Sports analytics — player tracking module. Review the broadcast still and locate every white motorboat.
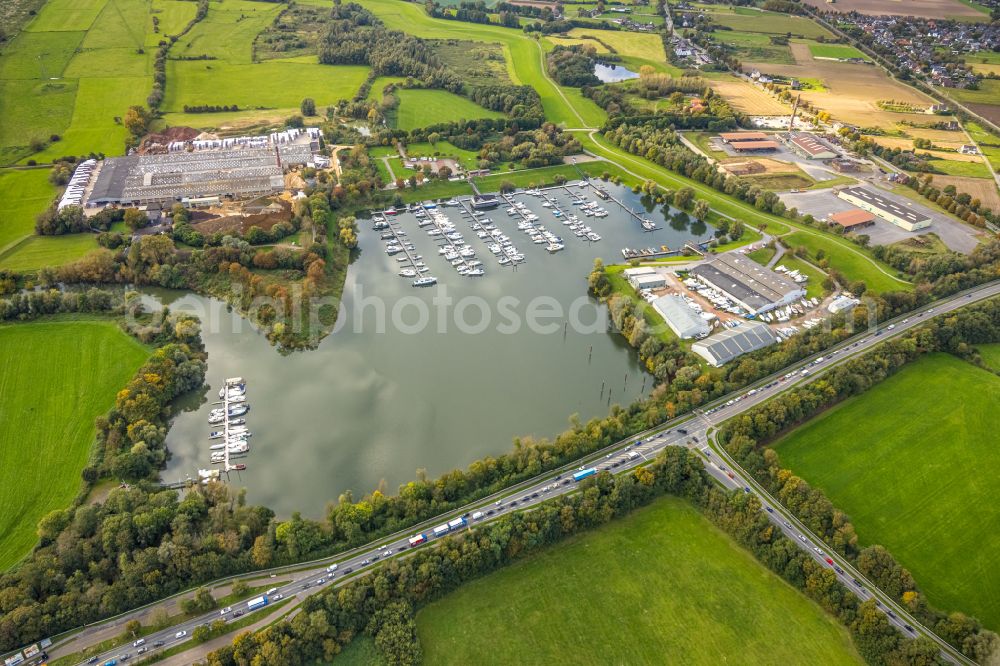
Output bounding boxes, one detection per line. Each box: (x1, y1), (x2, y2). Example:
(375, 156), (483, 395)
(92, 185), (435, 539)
(399, 268), (417, 278)
(413, 276), (437, 287)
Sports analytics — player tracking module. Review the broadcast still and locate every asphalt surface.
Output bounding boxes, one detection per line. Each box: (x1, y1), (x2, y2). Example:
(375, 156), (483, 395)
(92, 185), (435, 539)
(74, 280), (1000, 666)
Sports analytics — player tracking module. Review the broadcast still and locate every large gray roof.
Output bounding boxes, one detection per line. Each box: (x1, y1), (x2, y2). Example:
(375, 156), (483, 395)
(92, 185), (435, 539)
(652, 295), (709, 339)
(692, 321), (777, 365)
(690, 253), (801, 311)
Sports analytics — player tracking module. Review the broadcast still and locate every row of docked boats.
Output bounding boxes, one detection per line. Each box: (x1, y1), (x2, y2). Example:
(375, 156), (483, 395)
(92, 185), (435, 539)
(373, 212), (439, 287)
(425, 207), (486, 277)
(206, 377), (250, 470)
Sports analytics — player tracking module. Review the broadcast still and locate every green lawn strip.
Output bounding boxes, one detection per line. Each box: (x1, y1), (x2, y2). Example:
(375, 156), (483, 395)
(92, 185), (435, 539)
(416, 496), (862, 665)
(916, 157), (993, 179)
(773, 353), (1000, 631)
(747, 245), (776, 265)
(401, 141), (480, 170)
(0, 319), (150, 570)
(685, 131), (728, 160)
(977, 343), (1000, 371)
(804, 174), (858, 191)
(701, 7), (832, 38)
(395, 179), (473, 204)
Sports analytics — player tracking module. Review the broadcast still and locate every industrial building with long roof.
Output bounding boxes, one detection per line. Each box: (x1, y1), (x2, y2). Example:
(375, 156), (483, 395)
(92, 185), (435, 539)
(652, 295), (710, 339)
(689, 253), (805, 315)
(691, 321), (778, 366)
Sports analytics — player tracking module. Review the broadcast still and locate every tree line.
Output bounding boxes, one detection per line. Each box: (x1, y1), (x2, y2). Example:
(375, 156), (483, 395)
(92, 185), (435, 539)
(718, 297), (1000, 662)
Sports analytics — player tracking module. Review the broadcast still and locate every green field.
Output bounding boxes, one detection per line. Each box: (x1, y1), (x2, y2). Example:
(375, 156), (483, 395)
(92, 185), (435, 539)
(808, 43), (871, 62)
(0, 30), (85, 79)
(746, 245), (776, 266)
(940, 79), (1000, 106)
(702, 7), (832, 39)
(356, 0), (604, 127)
(0, 233), (103, 272)
(921, 156), (993, 179)
(0, 169), (58, 253)
(393, 89), (503, 130)
(0, 319), (149, 570)
(24, 0), (106, 32)
(173, 0), (280, 64)
(402, 141), (481, 169)
(774, 353), (1000, 630)
(978, 343), (1000, 371)
(781, 230), (910, 293)
(715, 30), (794, 65)
(162, 61), (369, 113)
(416, 496), (861, 665)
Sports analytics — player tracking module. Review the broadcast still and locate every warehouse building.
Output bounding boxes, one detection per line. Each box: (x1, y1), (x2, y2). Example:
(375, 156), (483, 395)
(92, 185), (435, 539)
(690, 253), (805, 315)
(728, 140), (779, 152)
(691, 321), (777, 366)
(718, 131), (769, 143)
(652, 295), (710, 339)
(828, 208), (876, 231)
(787, 133), (837, 160)
(836, 187), (930, 231)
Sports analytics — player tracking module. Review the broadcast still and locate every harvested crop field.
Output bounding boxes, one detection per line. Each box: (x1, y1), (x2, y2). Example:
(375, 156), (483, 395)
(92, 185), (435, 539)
(927, 174), (1000, 210)
(744, 43), (937, 129)
(801, 0), (986, 18)
(707, 75), (789, 115)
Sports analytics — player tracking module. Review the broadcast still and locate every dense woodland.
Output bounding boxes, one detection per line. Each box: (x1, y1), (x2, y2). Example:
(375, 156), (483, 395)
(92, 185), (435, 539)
(547, 45), (601, 87)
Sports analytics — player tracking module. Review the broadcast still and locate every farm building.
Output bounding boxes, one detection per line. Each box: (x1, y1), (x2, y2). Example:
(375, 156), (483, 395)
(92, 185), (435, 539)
(729, 140), (779, 152)
(829, 208), (876, 230)
(690, 253), (806, 315)
(787, 133), (838, 159)
(691, 321), (777, 366)
(829, 159), (862, 173)
(718, 132), (769, 143)
(837, 187), (930, 231)
(652, 295), (710, 339)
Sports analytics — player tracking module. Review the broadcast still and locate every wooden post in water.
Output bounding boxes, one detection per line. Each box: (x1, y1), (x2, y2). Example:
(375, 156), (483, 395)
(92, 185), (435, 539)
(641, 376), (646, 393)
(589, 345), (593, 363)
(624, 372), (628, 391)
(600, 380), (605, 398)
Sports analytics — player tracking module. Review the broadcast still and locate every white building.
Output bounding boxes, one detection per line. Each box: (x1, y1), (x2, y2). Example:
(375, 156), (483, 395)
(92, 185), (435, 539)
(652, 295), (710, 339)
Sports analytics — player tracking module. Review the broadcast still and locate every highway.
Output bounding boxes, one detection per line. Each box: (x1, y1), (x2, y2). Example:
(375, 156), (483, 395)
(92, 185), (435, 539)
(72, 280), (999, 666)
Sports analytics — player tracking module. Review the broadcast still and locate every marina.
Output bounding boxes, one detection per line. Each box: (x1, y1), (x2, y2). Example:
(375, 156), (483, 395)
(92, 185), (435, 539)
(201, 376), (252, 482)
(159, 180), (714, 516)
(419, 203), (487, 277)
(373, 211), (437, 287)
(456, 198), (525, 267)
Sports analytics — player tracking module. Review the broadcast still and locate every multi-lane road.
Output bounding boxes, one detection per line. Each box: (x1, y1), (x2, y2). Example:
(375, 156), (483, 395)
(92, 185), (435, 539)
(70, 280), (999, 666)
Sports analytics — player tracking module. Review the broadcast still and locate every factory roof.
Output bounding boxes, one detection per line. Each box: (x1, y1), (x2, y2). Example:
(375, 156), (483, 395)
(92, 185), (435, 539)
(838, 187), (930, 225)
(652, 295), (710, 339)
(690, 253), (802, 311)
(692, 321), (777, 365)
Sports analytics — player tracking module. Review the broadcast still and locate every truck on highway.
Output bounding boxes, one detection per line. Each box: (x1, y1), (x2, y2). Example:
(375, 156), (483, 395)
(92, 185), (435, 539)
(432, 523), (450, 537)
(247, 595), (269, 612)
(447, 517), (467, 530)
(573, 468), (597, 482)
(409, 533), (427, 547)
(627, 451), (640, 460)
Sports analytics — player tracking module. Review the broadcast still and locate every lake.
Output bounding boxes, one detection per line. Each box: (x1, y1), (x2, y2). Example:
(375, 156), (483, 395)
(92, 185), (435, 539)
(155, 181), (715, 518)
(594, 63), (639, 83)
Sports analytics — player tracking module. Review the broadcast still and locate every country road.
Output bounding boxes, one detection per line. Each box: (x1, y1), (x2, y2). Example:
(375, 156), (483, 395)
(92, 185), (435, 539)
(58, 279), (1000, 666)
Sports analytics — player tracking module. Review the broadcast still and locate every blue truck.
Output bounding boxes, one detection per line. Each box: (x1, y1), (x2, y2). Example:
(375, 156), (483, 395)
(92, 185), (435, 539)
(247, 595), (269, 612)
(573, 468), (597, 482)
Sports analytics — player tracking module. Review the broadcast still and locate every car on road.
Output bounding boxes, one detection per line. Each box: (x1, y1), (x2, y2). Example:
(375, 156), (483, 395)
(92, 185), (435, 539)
(726, 472), (734, 479)
(783, 521), (791, 528)
(317, 577), (326, 585)
(133, 639), (146, 647)
(798, 534), (807, 542)
(371, 554), (380, 561)
(887, 324), (895, 330)
(743, 487), (750, 493)
(888, 610), (896, 619)
(765, 506), (774, 513)
(486, 509), (494, 516)
(362, 559), (370, 565)
(327, 563), (339, 573)
(234, 610), (245, 617)
(852, 579), (863, 588)
(273, 593), (283, 601)
(904, 624), (914, 633)
(137, 647), (147, 655)
(175, 630), (187, 639)
(87, 658), (98, 664)
(834, 566), (844, 574)
(825, 557), (834, 565)
(301, 582), (311, 589)
(220, 607), (232, 616)
(153, 641), (165, 648)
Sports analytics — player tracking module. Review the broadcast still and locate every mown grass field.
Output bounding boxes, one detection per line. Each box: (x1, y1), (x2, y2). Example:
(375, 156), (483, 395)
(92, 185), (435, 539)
(0, 319), (149, 570)
(173, 0), (280, 64)
(781, 230), (911, 293)
(808, 43), (870, 61)
(393, 89), (503, 130)
(564, 27), (666, 61)
(702, 6), (832, 38)
(161, 61), (369, 113)
(416, 496), (862, 665)
(0, 169), (57, 253)
(0, 233), (103, 272)
(775, 353), (1000, 630)
(978, 343), (1000, 371)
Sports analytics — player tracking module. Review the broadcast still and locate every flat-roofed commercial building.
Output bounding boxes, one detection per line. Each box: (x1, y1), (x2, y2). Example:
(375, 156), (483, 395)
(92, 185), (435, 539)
(652, 295), (710, 339)
(788, 133), (837, 159)
(837, 187), (930, 231)
(729, 140), (779, 152)
(691, 321), (777, 366)
(690, 253), (805, 315)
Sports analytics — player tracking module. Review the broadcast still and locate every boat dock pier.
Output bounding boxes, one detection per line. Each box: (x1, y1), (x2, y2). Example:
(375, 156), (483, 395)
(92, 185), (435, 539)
(376, 212), (422, 278)
(620, 240), (710, 261)
(456, 199), (522, 266)
(598, 189), (660, 232)
(421, 203), (483, 276)
(205, 376), (251, 478)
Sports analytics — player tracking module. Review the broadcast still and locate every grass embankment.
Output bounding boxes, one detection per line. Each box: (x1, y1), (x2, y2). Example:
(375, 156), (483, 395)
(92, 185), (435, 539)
(773, 254), (827, 300)
(0, 169), (56, 253)
(746, 245), (776, 265)
(416, 496), (862, 665)
(0, 319), (150, 569)
(774, 353), (1000, 630)
(780, 230), (908, 293)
